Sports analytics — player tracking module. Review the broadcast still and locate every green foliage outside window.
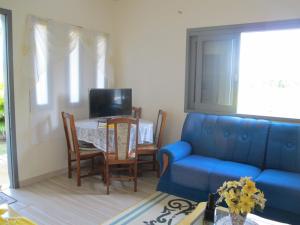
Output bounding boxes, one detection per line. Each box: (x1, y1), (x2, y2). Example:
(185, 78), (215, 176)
(0, 82), (5, 137)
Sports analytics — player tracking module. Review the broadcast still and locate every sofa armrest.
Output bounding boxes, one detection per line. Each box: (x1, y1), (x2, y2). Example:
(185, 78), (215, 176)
(158, 141), (192, 175)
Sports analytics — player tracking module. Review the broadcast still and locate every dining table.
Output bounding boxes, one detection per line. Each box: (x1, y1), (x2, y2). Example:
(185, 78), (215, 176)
(75, 118), (154, 152)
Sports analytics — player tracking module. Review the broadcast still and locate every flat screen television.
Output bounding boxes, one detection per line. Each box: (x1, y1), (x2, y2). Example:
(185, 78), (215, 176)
(89, 88), (132, 118)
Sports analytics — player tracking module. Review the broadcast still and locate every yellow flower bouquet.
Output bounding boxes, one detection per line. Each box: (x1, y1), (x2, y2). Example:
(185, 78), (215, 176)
(216, 177), (266, 225)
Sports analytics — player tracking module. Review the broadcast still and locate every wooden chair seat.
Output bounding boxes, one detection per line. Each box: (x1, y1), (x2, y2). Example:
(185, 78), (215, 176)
(78, 141), (96, 148)
(137, 144), (158, 154)
(70, 149), (102, 160)
(105, 152), (136, 164)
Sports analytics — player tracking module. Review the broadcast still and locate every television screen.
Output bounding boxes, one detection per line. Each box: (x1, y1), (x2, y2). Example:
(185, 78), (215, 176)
(89, 89), (132, 118)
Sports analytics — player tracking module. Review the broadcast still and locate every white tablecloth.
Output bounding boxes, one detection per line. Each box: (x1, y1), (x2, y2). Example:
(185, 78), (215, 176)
(75, 118), (153, 152)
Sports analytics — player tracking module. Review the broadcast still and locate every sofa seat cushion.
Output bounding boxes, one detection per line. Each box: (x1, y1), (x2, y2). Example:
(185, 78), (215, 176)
(209, 161), (261, 192)
(171, 155), (221, 191)
(256, 169), (300, 215)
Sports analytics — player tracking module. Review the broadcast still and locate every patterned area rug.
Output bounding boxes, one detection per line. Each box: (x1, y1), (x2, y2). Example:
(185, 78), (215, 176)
(0, 192), (17, 205)
(102, 192), (198, 225)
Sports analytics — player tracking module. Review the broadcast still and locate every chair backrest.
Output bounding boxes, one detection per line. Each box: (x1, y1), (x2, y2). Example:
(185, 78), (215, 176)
(61, 112), (80, 157)
(106, 117), (139, 161)
(132, 107), (142, 119)
(154, 110), (167, 148)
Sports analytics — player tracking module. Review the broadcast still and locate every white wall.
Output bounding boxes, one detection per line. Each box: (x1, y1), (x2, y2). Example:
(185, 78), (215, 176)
(2, 0), (300, 183)
(0, 0), (114, 182)
(112, 0), (300, 144)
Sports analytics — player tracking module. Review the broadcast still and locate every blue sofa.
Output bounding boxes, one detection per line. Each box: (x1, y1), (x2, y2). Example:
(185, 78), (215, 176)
(157, 113), (300, 224)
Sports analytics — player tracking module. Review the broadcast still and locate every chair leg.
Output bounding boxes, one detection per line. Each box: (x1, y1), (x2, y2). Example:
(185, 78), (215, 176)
(153, 152), (160, 178)
(68, 156), (72, 178)
(138, 163), (143, 177)
(156, 161), (160, 178)
(91, 157), (95, 171)
(152, 153), (156, 171)
(130, 164), (134, 177)
(76, 159), (81, 186)
(134, 162), (137, 192)
(137, 155), (143, 177)
(101, 164), (106, 183)
(106, 164), (110, 195)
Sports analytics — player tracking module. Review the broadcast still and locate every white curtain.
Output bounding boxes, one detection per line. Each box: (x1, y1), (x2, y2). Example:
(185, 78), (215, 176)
(23, 15), (113, 144)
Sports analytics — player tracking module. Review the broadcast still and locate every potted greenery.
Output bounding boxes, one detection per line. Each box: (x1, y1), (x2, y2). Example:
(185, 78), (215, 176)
(216, 177), (266, 225)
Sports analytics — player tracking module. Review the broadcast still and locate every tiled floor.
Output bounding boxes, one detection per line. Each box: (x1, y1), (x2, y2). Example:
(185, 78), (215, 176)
(2, 172), (158, 225)
(0, 153), (9, 188)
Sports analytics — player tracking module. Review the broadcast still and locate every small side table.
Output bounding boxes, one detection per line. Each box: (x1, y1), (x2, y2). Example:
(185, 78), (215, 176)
(178, 202), (286, 225)
(178, 202), (208, 225)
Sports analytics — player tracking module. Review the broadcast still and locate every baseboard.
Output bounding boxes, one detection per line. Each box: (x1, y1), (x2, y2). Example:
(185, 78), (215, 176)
(19, 168), (67, 188)
(19, 159), (98, 188)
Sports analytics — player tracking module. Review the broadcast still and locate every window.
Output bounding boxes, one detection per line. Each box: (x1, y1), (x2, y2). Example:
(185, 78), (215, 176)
(28, 16), (110, 109)
(68, 33), (107, 104)
(34, 23), (48, 106)
(185, 20), (300, 120)
(69, 31), (80, 104)
(238, 29), (300, 119)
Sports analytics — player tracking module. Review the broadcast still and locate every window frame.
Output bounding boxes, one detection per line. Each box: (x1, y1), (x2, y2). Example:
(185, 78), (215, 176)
(185, 18), (300, 123)
(185, 29), (241, 114)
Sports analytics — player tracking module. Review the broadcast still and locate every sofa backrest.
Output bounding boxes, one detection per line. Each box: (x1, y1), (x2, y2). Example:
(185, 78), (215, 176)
(181, 113), (270, 168)
(265, 122), (300, 173)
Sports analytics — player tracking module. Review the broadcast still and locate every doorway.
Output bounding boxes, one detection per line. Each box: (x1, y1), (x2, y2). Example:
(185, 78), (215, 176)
(0, 8), (18, 189)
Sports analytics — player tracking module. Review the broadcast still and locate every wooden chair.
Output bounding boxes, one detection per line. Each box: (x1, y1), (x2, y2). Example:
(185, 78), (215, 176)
(137, 109), (167, 177)
(132, 106), (142, 119)
(61, 112), (104, 186)
(104, 117), (139, 194)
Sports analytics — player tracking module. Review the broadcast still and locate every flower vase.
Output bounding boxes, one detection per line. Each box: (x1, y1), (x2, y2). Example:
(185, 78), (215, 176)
(229, 212), (247, 225)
